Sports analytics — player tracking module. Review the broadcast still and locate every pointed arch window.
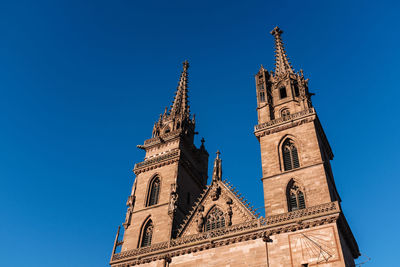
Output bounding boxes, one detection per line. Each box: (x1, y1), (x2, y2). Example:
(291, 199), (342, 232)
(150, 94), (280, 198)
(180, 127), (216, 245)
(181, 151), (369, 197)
(287, 181), (306, 211)
(140, 220), (153, 247)
(147, 177), (160, 206)
(282, 139), (300, 171)
(259, 91), (266, 102)
(280, 87), (287, 99)
(205, 207), (225, 232)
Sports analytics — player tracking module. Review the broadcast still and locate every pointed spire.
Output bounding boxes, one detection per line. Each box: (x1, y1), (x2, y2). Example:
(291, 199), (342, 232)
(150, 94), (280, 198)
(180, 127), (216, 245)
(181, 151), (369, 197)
(270, 27), (294, 77)
(212, 150), (222, 181)
(170, 60), (190, 118)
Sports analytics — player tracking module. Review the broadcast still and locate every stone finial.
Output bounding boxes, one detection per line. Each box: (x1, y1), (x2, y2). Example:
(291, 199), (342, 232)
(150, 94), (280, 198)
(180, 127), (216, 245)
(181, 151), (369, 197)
(212, 150), (222, 181)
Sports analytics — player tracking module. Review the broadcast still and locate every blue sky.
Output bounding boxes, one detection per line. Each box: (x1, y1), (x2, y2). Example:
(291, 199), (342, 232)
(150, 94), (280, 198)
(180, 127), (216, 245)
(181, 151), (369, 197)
(0, 0), (398, 266)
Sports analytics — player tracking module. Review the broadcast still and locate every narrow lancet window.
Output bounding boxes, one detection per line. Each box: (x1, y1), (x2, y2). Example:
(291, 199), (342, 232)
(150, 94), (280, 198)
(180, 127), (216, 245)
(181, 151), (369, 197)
(280, 87), (287, 98)
(259, 91), (265, 102)
(282, 139), (300, 171)
(205, 207), (225, 232)
(140, 220), (153, 247)
(287, 180), (306, 212)
(147, 177), (160, 206)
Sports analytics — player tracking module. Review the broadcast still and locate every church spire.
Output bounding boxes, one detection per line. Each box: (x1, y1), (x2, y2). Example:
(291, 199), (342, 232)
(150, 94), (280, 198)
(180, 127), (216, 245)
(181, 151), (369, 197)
(170, 60), (190, 118)
(270, 27), (294, 77)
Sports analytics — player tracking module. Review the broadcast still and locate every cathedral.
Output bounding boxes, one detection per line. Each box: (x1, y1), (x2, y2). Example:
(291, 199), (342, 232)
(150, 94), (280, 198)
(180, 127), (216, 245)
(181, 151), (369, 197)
(109, 27), (360, 267)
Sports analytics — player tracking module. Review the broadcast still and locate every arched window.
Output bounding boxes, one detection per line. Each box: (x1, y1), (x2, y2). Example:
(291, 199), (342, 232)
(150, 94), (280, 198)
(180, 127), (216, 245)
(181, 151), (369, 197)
(282, 139), (300, 171)
(205, 207), (225, 231)
(140, 220), (153, 247)
(287, 180), (306, 211)
(281, 108), (290, 118)
(147, 177), (160, 206)
(259, 91), (265, 102)
(280, 87), (287, 98)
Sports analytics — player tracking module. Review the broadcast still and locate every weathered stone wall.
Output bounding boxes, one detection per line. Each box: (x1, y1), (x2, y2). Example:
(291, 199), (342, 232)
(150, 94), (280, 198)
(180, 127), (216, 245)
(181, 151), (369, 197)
(259, 121), (334, 216)
(170, 239), (267, 267)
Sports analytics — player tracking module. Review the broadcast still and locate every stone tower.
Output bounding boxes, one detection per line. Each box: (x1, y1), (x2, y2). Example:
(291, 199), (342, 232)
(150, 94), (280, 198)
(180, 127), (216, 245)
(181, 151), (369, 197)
(116, 61), (209, 252)
(254, 27), (358, 265)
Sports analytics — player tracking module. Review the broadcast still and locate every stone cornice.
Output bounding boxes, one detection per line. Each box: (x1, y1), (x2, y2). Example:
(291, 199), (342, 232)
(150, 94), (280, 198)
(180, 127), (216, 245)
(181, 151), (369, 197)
(133, 149), (180, 175)
(110, 201), (342, 266)
(141, 130), (182, 149)
(254, 108), (315, 137)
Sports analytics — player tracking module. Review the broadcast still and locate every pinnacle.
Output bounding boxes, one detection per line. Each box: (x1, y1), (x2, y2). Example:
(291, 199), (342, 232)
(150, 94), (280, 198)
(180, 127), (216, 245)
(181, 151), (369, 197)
(270, 26), (294, 77)
(170, 60), (190, 118)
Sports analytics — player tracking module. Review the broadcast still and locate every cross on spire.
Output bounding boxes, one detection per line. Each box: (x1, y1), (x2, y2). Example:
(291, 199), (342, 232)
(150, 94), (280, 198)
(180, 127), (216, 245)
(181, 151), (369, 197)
(270, 26), (294, 77)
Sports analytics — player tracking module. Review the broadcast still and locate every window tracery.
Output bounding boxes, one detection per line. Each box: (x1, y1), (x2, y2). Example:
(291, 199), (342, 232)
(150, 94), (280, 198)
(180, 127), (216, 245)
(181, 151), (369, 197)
(282, 139), (300, 171)
(147, 177), (160, 206)
(281, 108), (290, 118)
(140, 220), (153, 247)
(205, 207), (225, 232)
(287, 180), (306, 211)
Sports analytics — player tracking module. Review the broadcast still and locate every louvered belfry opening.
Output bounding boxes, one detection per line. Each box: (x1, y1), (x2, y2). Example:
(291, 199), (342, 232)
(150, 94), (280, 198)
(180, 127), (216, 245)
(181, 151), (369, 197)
(287, 181), (306, 212)
(147, 177), (160, 206)
(205, 207), (225, 232)
(140, 220), (153, 247)
(282, 139), (300, 171)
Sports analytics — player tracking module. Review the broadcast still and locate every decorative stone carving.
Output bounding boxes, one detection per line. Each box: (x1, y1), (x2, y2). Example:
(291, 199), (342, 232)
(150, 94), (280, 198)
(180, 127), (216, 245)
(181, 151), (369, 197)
(212, 150), (222, 181)
(123, 195), (135, 229)
(226, 197), (233, 226)
(210, 186), (221, 201)
(168, 184), (178, 217)
(196, 205), (205, 233)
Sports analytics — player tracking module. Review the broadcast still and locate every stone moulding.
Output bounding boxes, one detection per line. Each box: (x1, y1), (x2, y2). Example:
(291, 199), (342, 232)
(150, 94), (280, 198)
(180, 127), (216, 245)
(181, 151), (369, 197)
(133, 149), (180, 174)
(254, 107), (315, 134)
(143, 130), (181, 147)
(110, 201), (340, 266)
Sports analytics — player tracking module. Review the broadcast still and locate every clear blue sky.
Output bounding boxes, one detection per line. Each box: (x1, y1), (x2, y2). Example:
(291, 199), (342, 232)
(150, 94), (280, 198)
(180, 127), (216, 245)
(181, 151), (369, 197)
(0, 0), (398, 266)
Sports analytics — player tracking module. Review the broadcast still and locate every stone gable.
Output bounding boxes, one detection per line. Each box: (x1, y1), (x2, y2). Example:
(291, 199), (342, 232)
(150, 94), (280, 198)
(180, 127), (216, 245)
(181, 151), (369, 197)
(177, 179), (257, 237)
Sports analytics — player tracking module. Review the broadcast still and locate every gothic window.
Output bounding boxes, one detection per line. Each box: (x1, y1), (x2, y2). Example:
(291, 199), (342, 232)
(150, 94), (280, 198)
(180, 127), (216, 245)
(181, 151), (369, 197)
(282, 139), (300, 171)
(147, 177), (160, 206)
(280, 87), (287, 99)
(205, 207), (225, 232)
(176, 121), (181, 129)
(287, 180), (306, 212)
(281, 108), (290, 118)
(259, 91), (265, 102)
(140, 220), (153, 247)
(164, 128), (170, 134)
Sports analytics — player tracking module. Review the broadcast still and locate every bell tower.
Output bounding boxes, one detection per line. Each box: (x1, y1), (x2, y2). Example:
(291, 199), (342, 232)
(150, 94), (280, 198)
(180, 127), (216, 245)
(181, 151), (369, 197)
(254, 27), (340, 216)
(117, 61), (209, 252)
(254, 27), (359, 265)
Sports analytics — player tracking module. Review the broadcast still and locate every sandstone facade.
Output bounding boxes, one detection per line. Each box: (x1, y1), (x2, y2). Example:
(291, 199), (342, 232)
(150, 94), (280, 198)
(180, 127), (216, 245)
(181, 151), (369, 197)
(109, 27), (359, 267)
